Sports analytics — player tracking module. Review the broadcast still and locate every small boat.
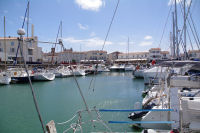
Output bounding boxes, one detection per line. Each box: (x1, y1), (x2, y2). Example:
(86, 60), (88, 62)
(0, 73), (11, 85)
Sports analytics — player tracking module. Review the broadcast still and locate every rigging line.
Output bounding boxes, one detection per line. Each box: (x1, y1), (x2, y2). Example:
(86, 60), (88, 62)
(91, 0), (120, 93)
(178, 1), (199, 50)
(158, 3), (173, 48)
(101, 0), (120, 51)
(93, 106), (113, 132)
(14, 1), (29, 65)
(187, 28), (194, 50)
(189, 13), (200, 46)
(52, 22), (62, 64)
(18, 37), (46, 133)
(179, 0), (200, 49)
(22, 1), (29, 29)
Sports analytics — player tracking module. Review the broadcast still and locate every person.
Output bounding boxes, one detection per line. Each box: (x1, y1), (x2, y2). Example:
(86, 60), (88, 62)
(151, 60), (156, 65)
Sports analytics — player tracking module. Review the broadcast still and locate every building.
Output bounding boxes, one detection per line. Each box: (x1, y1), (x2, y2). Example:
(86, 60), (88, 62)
(118, 52), (149, 59)
(43, 52), (59, 63)
(118, 48), (170, 61)
(85, 50), (107, 61)
(0, 36), (42, 63)
(148, 48), (170, 61)
(108, 51), (121, 62)
(188, 50), (200, 60)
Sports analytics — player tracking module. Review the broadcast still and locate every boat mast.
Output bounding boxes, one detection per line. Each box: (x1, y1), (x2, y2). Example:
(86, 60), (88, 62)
(127, 37), (129, 64)
(175, 0), (179, 59)
(4, 16), (7, 70)
(172, 12), (176, 59)
(183, 0), (187, 59)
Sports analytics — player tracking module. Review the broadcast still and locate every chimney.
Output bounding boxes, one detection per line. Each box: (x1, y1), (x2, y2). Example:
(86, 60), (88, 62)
(31, 24), (34, 37)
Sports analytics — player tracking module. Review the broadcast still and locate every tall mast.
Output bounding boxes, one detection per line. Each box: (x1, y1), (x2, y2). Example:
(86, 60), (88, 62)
(27, 1), (29, 38)
(175, 0), (179, 59)
(128, 37), (129, 62)
(172, 12), (176, 58)
(4, 16), (7, 70)
(183, 0), (187, 59)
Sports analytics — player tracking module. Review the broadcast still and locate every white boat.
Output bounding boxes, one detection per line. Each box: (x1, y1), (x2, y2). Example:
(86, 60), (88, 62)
(72, 68), (86, 76)
(124, 64), (135, 71)
(7, 68), (33, 83)
(110, 64), (125, 71)
(143, 66), (169, 85)
(134, 69), (145, 78)
(33, 72), (55, 81)
(52, 66), (71, 78)
(0, 73), (11, 85)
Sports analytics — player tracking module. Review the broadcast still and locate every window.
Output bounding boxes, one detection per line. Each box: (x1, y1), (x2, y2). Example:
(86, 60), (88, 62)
(11, 42), (14, 46)
(29, 57), (32, 62)
(0, 48), (3, 52)
(28, 49), (33, 55)
(10, 48), (15, 53)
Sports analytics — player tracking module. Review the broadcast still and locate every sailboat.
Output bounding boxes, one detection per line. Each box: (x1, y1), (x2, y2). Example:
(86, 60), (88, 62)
(125, 37), (134, 71)
(0, 16), (11, 85)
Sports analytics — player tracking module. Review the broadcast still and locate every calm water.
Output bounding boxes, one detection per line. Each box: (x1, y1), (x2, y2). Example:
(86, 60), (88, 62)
(0, 72), (145, 133)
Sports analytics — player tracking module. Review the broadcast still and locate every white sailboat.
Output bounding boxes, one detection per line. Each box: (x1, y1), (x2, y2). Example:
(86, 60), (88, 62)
(0, 16), (11, 85)
(33, 69), (55, 81)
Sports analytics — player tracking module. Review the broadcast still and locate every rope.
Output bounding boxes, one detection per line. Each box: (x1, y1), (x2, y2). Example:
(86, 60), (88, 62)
(89, 0), (120, 93)
(101, 0), (120, 51)
(158, 3), (173, 48)
(57, 113), (78, 125)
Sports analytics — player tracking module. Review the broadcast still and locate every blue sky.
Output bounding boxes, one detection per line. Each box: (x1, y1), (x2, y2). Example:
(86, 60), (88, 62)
(0, 0), (199, 53)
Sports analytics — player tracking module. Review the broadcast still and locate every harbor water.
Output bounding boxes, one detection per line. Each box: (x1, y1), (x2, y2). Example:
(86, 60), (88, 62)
(0, 72), (145, 133)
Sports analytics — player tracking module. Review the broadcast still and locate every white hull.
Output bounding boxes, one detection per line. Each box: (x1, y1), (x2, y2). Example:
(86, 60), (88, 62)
(72, 70), (86, 76)
(0, 76), (11, 85)
(33, 73), (55, 81)
(134, 69), (145, 78)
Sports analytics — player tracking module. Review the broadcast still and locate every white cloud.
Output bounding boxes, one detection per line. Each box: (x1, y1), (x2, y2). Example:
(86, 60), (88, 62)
(90, 32), (96, 37)
(63, 37), (112, 47)
(139, 41), (153, 46)
(75, 0), (105, 11)
(168, 0), (191, 6)
(144, 35), (152, 40)
(77, 23), (88, 30)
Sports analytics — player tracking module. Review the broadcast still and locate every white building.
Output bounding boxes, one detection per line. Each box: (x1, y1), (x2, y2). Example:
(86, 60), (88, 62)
(0, 36), (42, 63)
(86, 50), (107, 61)
(188, 50), (200, 60)
(118, 52), (149, 59)
(148, 48), (170, 60)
